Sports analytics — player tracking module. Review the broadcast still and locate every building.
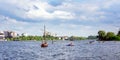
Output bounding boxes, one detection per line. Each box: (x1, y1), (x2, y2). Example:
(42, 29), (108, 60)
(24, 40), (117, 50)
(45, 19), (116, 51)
(0, 31), (5, 40)
(21, 33), (28, 36)
(0, 30), (18, 40)
(12, 32), (18, 37)
(58, 36), (68, 40)
(3, 31), (18, 38)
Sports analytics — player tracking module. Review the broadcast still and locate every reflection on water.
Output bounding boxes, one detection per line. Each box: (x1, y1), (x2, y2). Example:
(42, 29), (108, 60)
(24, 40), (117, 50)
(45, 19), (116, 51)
(0, 40), (120, 60)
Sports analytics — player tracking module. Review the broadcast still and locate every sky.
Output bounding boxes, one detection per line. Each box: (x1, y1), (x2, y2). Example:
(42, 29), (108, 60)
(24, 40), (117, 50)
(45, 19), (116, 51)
(0, 0), (120, 37)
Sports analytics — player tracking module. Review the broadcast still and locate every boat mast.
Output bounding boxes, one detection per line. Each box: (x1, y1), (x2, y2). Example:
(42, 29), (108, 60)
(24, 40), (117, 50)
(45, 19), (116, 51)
(41, 25), (48, 47)
(43, 25), (46, 42)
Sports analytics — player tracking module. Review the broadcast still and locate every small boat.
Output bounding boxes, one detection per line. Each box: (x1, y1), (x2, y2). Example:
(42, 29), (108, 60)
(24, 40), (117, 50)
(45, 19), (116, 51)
(67, 44), (74, 46)
(89, 40), (94, 44)
(67, 42), (74, 46)
(41, 25), (48, 48)
(41, 42), (48, 47)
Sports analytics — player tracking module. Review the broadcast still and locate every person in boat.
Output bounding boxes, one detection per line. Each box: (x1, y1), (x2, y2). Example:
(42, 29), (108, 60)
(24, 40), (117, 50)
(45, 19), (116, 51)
(89, 40), (94, 44)
(41, 41), (48, 47)
(67, 42), (74, 46)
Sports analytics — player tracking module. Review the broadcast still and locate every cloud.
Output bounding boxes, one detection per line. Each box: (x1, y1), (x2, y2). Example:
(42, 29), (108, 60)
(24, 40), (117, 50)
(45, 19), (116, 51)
(0, 15), (28, 31)
(0, 0), (120, 36)
(52, 10), (75, 19)
(0, 0), (75, 20)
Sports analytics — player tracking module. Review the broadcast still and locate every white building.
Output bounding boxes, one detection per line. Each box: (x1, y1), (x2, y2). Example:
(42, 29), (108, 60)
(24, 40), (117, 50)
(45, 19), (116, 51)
(0, 31), (18, 40)
(4, 31), (18, 38)
(21, 33), (28, 36)
(0, 31), (5, 40)
(58, 36), (68, 40)
(11, 31), (18, 37)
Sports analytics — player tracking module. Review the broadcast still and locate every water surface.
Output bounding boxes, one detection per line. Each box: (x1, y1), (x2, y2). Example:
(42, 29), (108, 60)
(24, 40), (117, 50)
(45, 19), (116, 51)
(0, 40), (120, 60)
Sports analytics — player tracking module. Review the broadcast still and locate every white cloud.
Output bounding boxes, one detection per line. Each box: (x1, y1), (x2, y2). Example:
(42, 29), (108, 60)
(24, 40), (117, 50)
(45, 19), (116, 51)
(0, 15), (29, 34)
(52, 10), (75, 19)
(25, 9), (74, 20)
(2, 0), (74, 20)
(0, 0), (120, 36)
(0, 0), (119, 21)
(0, 15), (28, 25)
(0, 0), (120, 20)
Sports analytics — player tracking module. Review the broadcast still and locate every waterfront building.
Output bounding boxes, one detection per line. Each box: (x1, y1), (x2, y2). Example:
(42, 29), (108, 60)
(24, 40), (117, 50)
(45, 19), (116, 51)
(45, 31), (57, 37)
(21, 33), (28, 36)
(4, 31), (17, 38)
(10, 31), (18, 38)
(51, 33), (57, 37)
(0, 30), (19, 40)
(0, 31), (5, 40)
(58, 36), (68, 40)
(46, 32), (51, 36)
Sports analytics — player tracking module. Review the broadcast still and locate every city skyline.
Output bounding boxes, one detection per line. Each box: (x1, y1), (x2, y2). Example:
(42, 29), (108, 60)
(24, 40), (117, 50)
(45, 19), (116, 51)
(0, 0), (120, 37)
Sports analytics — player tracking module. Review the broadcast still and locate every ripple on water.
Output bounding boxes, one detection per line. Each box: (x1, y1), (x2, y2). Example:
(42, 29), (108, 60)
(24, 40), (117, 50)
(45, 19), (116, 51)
(0, 40), (120, 60)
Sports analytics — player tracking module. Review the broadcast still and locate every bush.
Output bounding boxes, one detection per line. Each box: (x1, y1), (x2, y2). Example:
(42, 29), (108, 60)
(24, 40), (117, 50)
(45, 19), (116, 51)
(112, 36), (120, 41)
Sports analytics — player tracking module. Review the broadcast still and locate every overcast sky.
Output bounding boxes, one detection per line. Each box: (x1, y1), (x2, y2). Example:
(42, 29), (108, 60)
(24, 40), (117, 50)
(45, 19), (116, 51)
(0, 0), (120, 37)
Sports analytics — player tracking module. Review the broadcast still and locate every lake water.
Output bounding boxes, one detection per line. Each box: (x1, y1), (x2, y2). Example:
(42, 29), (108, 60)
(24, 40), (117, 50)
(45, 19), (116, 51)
(0, 40), (120, 60)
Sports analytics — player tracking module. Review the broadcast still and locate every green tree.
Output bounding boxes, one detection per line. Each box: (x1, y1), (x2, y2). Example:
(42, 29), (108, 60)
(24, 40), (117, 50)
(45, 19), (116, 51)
(106, 32), (115, 40)
(98, 30), (106, 40)
(112, 36), (120, 41)
(88, 35), (97, 39)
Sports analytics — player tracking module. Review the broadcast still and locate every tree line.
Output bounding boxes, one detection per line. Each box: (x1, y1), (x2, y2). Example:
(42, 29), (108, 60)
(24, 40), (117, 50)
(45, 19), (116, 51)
(6, 35), (59, 41)
(6, 30), (120, 41)
(98, 30), (120, 41)
(6, 35), (87, 41)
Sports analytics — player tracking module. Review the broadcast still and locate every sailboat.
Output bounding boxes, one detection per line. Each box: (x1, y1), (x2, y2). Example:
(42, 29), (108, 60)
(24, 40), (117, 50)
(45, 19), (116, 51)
(41, 25), (48, 47)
